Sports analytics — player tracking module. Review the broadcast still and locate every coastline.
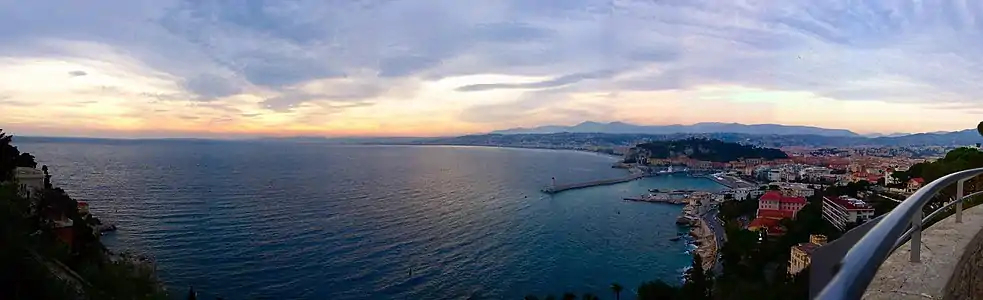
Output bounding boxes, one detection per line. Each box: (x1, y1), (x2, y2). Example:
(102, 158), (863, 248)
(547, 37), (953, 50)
(679, 199), (717, 272)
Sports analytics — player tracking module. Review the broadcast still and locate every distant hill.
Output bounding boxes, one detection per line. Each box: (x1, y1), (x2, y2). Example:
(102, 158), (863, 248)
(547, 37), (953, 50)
(630, 138), (789, 162)
(867, 129), (980, 147)
(255, 136), (433, 144)
(491, 121), (861, 137)
(413, 128), (980, 149)
(863, 132), (910, 138)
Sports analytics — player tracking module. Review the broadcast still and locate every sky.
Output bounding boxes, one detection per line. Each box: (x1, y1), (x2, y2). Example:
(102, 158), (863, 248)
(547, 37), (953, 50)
(1, 0), (982, 138)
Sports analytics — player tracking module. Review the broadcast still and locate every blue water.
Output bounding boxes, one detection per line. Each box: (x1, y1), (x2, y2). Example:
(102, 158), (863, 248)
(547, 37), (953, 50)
(17, 139), (726, 299)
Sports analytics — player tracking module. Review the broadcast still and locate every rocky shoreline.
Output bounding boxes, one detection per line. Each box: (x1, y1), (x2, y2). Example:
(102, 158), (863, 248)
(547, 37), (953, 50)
(677, 198), (717, 272)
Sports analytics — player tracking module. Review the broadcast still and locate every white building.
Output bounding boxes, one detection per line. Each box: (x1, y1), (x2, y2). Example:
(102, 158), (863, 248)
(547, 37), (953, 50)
(822, 196), (875, 231)
(781, 169), (798, 182)
(13, 167), (44, 200)
(767, 169), (782, 182)
(883, 169), (897, 185)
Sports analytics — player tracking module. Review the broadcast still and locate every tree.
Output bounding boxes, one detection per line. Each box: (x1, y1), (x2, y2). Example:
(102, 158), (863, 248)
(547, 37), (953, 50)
(524, 295), (540, 300)
(0, 130), (17, 181)
(41, 165), (51, 189)
(15, 153), (36, 168)
(683, 254), (712, 300)
(187, 286), (197, 300)
(562, 293), (577, 300)
(977, 121), (983, 137)
(0, 130), (37, 181)
(610, 283), (623, 300)
(581, 293), (600, 300)
(637, 280), (680, 300)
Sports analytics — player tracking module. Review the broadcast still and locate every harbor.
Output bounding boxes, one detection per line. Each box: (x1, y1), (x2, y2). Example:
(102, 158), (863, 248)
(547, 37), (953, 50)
(706, 172), (756, 189)
(623, 189), (700, 204)
(542, 166), (728, 274)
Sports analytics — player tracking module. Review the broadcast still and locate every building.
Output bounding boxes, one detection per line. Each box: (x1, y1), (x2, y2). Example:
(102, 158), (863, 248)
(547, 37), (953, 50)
(78, 202), (90, 216)
(767, 169), (782, 182)
(45, 210), (75, 247)
(748, 217), (785, 236)
(772, 182), (816, 198)
(732, 187), (765, 201)
(788, 234), (828, 275)
(822, 196), (875, 231)
(13, 167), (45, 200)
(757, 190), (807, 218)
(748, 191), (807, 236)
(907, 178), (925, 192)
(884, 169), (897, 185)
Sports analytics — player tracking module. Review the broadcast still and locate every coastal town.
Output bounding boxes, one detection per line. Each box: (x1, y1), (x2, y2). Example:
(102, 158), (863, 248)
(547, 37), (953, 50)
(540, 138), (983, 288)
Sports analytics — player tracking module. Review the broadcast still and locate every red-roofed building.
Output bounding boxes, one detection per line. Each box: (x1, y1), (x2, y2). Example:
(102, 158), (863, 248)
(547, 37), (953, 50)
(757, 191), (807, 218)
(749, 191), (807, 236)
(822, 196), (875, 231)
(907, 178), (925, 192)
(78, 202), (90, 216)
(756, 209), (795, 220)
(747, 217), (784, 236)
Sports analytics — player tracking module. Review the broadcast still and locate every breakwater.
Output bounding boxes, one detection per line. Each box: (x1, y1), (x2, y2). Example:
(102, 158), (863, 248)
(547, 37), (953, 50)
(541, 174), (645, 194)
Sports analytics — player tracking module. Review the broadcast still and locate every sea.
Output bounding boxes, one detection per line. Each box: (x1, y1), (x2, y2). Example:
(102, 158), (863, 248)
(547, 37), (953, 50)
(17, 139), (727, 300)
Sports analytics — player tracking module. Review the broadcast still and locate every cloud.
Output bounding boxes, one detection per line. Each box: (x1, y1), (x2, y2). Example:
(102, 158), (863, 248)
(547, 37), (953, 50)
(455, 69), (621, 92)
(1, 0), (982, 137)
(182, 74), (242, 101)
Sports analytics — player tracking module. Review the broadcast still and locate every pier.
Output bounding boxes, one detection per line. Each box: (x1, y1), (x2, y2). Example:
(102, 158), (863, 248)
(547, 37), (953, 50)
(705, 173), (757, 189)
(623, 196), (685, 204)
(541, 174), (644, 194)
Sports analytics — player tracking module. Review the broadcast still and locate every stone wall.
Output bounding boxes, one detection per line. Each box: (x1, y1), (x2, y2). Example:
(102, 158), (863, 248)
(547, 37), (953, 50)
(942, 220), (983, 299)
(863, 204), (983, 299)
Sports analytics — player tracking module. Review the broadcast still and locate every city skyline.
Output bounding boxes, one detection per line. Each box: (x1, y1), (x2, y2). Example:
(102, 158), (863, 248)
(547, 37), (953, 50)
(2, 1), (983, 138)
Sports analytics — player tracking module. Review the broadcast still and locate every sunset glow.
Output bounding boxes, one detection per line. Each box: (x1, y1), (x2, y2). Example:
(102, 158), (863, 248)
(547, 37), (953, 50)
(1, 1), (981, 138)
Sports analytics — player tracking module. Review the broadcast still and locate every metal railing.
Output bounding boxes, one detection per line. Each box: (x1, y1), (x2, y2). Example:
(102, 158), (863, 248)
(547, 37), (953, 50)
(816, 167), (983, 300)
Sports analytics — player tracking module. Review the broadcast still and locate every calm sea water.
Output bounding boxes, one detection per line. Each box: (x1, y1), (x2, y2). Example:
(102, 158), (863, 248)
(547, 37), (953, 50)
(18, 139), (725, 300)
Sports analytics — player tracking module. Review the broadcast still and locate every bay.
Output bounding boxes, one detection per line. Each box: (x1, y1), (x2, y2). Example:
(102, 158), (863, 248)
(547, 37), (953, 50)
(18, 139), (725, 299)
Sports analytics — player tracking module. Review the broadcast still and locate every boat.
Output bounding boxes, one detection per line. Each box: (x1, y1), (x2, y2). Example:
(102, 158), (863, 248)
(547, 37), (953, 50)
(669, 236), (681, 242)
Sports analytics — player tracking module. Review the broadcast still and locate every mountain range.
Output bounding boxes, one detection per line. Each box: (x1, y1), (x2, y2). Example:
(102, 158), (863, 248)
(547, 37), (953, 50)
(491, 121), (863, 137)
(413, 129), (981, 148)
(246, 121), (978, 148)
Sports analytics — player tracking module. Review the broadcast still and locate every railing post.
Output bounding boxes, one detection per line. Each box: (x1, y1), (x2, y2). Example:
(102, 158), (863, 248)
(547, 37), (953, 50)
(956, 179), (965, 223)
(910, 209), (922, 263)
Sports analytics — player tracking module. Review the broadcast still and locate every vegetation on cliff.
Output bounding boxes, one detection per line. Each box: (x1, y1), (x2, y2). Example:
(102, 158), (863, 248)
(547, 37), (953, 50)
(630, 138), (788, 163)
(891, 146), (983, 218)
(0, 130), (168, 300)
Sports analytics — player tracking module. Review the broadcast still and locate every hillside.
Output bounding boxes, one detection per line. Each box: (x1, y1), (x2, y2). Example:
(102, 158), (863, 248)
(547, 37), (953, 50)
(492, 121), (861, 137)
(411, 129), (980, 149)
(631, 138), (789, 162)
